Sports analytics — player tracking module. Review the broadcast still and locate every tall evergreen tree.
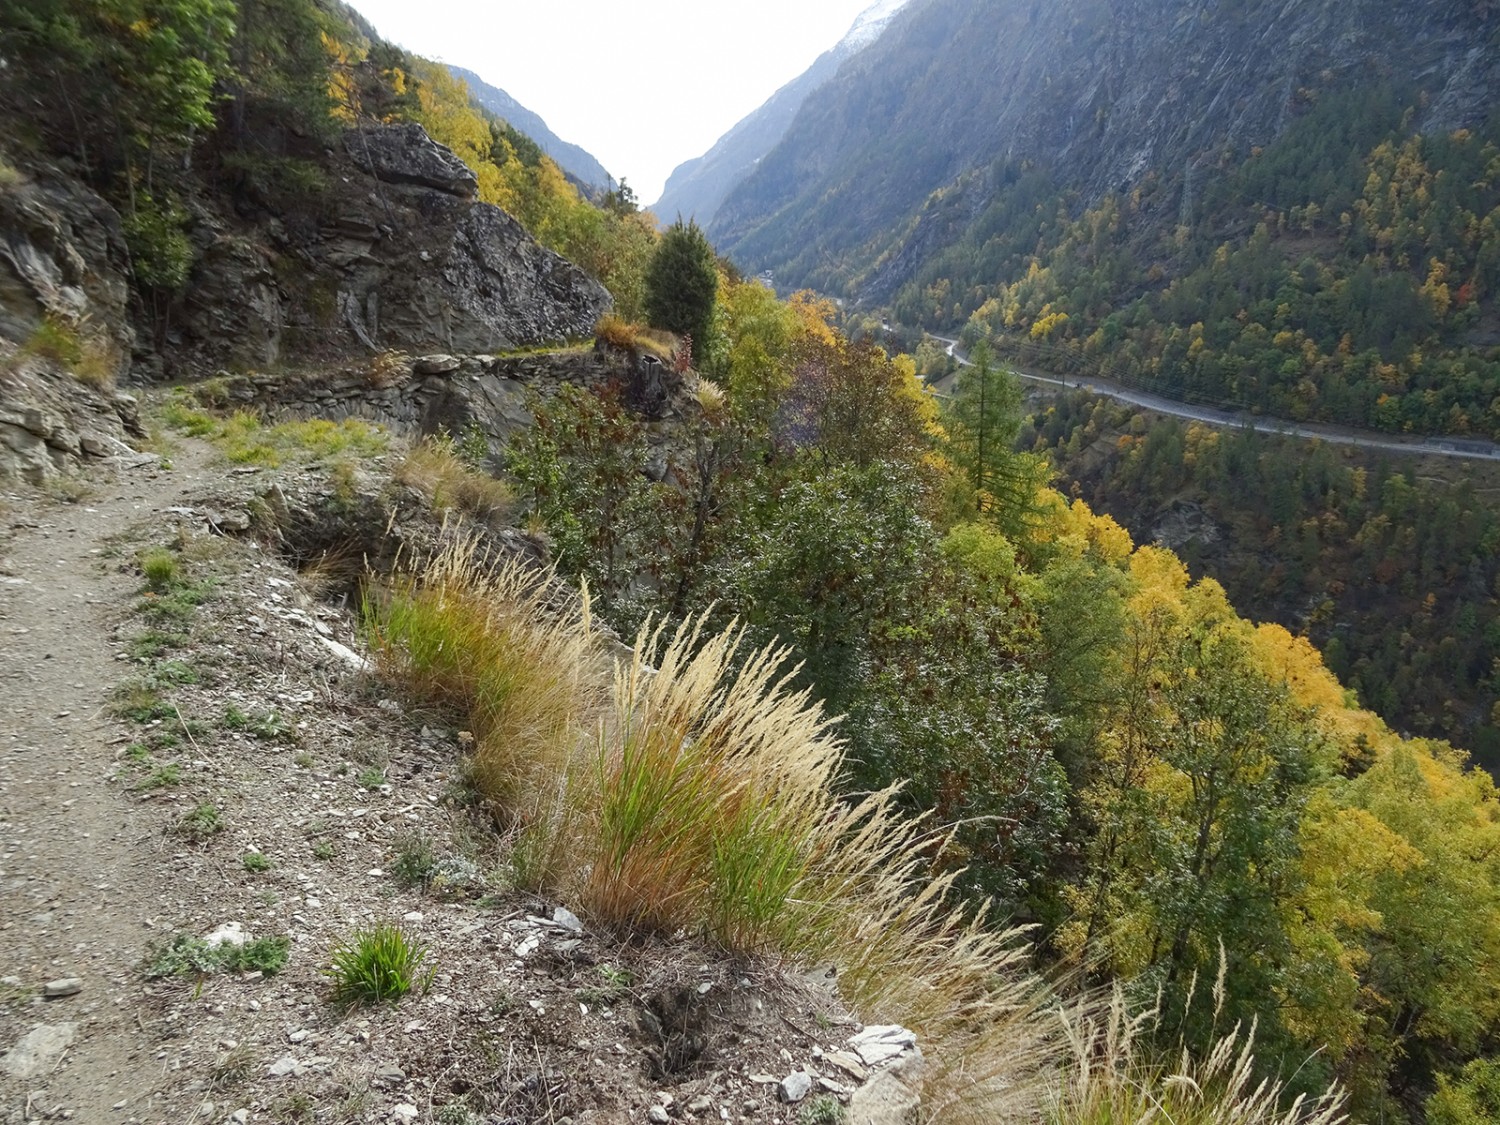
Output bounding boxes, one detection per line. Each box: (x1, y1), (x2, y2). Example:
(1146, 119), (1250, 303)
(943, 340), (1047, 537)
(644, 218), (718, 360)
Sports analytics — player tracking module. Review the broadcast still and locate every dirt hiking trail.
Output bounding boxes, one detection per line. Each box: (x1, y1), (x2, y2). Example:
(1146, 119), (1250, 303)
(1, 443), (219, 1122)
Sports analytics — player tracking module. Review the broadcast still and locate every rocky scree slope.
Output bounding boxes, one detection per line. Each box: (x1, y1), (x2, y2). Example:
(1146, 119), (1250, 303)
(711, 0), (1499, 301)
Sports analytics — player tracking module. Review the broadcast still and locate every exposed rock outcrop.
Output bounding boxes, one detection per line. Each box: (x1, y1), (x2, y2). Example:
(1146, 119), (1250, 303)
(208, 343), (690, 461)
(341, 123), (478, 197)
(0, 365), (147, 483)
(0, 169), (134, 383)
(171, 123), (611, 372)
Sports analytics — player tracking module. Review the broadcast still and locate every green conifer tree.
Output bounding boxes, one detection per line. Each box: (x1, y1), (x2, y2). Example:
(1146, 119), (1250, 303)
(644, 218), (718, 361)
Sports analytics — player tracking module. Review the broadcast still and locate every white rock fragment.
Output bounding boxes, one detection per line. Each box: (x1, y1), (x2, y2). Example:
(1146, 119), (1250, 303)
(392, 1106), (419, 1122)
(267, 1055), (300, 1077)
(648, 1107), (671, 1124)
(778, 1072), (813, 1103)
(849, 1024), (918, 1068)
(552, 905), (583, 933)
(204, 922), (248, 949)
(2, 1023), (76, 1079)
(43, 977), (83, 998)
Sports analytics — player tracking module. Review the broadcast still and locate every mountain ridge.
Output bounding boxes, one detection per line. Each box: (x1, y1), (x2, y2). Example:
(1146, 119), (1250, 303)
(709, 0), (1498, 303)
(651, 0), (914, 227)
(448, 64), (614, 192)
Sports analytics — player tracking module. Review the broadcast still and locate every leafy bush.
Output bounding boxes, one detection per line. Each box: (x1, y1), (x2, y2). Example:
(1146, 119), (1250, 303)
(177, 801), (225, 841)
(326, 923), (432, 1005)
(123, 194), (194, 292)
(145, 933), (289, 979)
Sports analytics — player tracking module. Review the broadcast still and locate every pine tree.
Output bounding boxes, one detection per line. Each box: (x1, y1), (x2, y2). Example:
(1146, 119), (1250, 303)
(644, 218), (718, 359)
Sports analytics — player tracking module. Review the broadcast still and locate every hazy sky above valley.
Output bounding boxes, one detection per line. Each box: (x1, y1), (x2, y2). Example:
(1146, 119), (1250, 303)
(348, 0), (888, 204)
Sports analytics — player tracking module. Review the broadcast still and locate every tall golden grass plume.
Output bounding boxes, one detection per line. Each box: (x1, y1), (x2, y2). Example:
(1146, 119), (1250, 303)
(362, 539), (1347, 1125)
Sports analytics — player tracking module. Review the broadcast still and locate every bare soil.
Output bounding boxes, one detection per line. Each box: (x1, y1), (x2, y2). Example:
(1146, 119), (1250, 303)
(0, 435), (861, 1125)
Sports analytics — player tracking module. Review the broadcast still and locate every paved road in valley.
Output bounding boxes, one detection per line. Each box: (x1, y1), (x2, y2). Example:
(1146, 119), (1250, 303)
(926, 335), (1500, 463)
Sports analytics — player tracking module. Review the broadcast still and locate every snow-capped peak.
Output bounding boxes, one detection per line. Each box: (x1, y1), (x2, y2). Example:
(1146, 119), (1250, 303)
(840, 0), (912, 53)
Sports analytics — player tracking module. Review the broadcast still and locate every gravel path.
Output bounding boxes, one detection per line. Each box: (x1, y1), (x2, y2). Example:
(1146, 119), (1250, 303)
(0, 444), (217, 1122)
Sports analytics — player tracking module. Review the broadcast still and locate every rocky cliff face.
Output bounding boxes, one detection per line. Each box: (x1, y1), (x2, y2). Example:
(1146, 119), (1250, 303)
(711, 0), (1499, 300)
(0, 122), (613, 480)
(173, 123), (611, 373)
(0, 171), (134, 382)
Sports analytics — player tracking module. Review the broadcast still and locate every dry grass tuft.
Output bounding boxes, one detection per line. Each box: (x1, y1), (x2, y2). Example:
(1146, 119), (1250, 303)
(363, 536), (604, 887)
(595, 314), (677, 363)
(366, 543), (1062, 1115)
(363, 350), (413, 390)
(362, 544), (1347, 1123)
(1052, 981), (1348, 1125)
(394, 437), (511, 524)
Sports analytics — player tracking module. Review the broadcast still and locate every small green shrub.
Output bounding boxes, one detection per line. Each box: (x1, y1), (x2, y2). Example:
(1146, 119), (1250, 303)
(129, 629), (187, 659)
(177, 801), (225, 841)
(326, 923), (432, 1005)
(799, 1096), (846, 1125)
(154, 659), (197, 685)
(390, 833), (437, 888)
(111, 679), (173, 723)
(356, 766), (387, 790)
(144, 933), (290, 979)
(313, 839), (337, 861)
(140, 764), (182, 790)
(242, 851), (272, 873)
(576, 963), (634, 1007)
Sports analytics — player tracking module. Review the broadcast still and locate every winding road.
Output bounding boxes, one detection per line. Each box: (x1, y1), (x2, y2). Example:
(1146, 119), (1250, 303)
(926, 335), (1500, 464)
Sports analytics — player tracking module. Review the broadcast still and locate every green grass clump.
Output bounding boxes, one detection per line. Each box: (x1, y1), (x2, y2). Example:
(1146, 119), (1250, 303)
(224, 705), (290, 741)
(138, 547), (181, 592)
(144, 933), (290, 979)
(129, 629), (187, 659)
(177, 801), (225, 841)
(326, 923), (432, 1005)
(139, 764), (182, 790)
(242, 851), (272, 873)
(356, 766), (387, 790)
(159, 394), (389, 468)
(160, 397), (218, 436)
(110, 678), (175, 723)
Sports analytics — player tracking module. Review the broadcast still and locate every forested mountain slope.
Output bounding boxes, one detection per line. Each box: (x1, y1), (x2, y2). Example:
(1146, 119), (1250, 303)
(714, 0), (1500, 436)
(448, 65), (613, 193)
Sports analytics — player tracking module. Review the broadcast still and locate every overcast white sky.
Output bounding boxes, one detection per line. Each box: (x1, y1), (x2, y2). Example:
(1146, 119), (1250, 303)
(348, 0), (884, 205)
